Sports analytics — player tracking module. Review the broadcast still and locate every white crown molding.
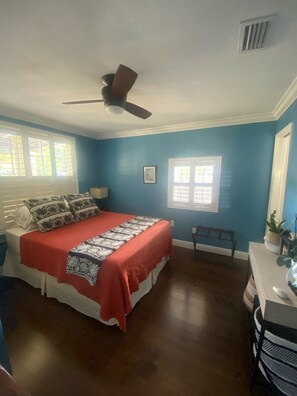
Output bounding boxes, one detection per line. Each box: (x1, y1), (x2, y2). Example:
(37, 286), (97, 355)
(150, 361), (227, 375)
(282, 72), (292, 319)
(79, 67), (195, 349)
(2, 76), (296, 141)
(0, 115), (97, 140)
(273, 76), (297, 119)
(97, 75), (297, 140)
(97, 113), (275, 140)
(173, 238), (248, 260)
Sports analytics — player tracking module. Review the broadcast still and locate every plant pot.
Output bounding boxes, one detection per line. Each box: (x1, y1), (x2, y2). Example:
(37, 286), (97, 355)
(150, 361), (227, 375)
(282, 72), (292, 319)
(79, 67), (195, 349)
(264, 231), (280, 254)
(265, 230), (281, 245)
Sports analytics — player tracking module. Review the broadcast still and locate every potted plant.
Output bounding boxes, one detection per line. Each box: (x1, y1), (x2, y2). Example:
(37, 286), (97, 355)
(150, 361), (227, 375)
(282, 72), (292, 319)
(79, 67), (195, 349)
(264, 211), (285, 253)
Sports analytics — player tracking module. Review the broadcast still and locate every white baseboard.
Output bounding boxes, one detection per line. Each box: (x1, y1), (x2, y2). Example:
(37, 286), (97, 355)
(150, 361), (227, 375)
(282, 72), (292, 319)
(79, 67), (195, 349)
(173, 238), (248, 260)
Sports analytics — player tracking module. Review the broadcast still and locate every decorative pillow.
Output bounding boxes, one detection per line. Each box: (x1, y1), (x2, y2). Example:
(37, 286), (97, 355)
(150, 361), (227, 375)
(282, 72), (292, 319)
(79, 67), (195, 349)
(24, 196), (75, 232)
(64, 192), (99, 221)
(7, 205), (37, 230)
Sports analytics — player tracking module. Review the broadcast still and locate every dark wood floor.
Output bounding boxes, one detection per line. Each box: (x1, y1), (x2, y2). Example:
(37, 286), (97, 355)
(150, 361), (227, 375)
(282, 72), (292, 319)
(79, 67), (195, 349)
(1, 247), (274, 395)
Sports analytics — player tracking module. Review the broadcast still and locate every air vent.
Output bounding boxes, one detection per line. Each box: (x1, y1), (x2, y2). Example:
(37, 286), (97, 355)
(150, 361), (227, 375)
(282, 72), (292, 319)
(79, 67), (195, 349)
(238, 15), (274, 53)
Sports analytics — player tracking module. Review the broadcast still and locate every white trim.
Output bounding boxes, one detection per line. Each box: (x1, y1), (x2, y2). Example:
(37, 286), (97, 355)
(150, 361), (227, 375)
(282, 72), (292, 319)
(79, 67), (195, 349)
(96, 75), (297, 140)
(173, 238), (248, 260)
(96, 113), (275, 140)
(266, 123), (292, 225)
(273, 77), (297, 119)
(0, 120), (77, 144)
(0, 117), (96, 140)
(167, 156), (221, 213)
(1, 76), (296, 141)
(0, 119), (79, 192)
(0, 124), (79, 232)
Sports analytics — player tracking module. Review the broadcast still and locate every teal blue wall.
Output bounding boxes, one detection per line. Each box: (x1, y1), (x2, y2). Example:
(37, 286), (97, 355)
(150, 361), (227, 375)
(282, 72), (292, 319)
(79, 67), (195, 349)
(0, 116), (99, 193)
(0, 114), (281, 252)
(97, 122), (276, 251)
(277, 99), (297, 228)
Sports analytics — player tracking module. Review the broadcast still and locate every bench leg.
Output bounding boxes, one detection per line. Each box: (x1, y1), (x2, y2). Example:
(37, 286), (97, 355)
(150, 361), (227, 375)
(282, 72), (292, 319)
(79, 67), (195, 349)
(231, 240), (237, 257)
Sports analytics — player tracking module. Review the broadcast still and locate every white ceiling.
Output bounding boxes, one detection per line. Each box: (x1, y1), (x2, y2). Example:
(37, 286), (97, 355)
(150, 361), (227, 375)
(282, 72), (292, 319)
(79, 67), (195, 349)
(0, 0), (297, 140)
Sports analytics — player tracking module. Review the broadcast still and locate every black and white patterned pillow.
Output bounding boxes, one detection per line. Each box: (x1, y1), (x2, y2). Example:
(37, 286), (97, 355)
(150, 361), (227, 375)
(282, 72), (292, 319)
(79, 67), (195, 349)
(24, 195), (75, 232)
(64, 193), (99, 221)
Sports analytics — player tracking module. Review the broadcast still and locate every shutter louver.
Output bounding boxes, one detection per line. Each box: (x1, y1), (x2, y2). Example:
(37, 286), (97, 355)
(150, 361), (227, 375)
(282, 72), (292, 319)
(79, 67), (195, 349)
(194, 186), (212, 204)
(173, 186), (190, 202)
(29, 137), (52, 176)
(195, 166), (213, 183)
(54, 142), (73, 176)
(0, 133), (25, 176)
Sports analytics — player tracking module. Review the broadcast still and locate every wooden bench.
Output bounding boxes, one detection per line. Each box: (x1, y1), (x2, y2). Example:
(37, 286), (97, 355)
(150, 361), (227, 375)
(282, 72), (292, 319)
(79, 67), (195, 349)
(192, 226), (236, 257)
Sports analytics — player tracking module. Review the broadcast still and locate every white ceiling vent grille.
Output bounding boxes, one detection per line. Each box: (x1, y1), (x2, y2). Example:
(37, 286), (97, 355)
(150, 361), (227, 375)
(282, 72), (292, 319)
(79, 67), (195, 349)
(238, 15), (274, 53)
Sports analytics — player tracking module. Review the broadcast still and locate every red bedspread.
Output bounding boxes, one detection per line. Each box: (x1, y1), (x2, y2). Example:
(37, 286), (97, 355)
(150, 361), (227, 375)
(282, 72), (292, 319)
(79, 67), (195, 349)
(20, 212), (172, 331)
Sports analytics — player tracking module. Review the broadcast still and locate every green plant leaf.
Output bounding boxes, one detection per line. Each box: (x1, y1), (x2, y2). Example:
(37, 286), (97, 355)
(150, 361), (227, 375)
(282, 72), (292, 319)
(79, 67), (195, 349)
(276, 255), (292, 267)
(265, 212), (285, 234)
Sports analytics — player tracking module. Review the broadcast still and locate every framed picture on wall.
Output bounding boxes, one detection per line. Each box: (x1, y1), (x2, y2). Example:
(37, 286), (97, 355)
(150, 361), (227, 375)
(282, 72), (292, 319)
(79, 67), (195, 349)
(143, 166), (157, 184)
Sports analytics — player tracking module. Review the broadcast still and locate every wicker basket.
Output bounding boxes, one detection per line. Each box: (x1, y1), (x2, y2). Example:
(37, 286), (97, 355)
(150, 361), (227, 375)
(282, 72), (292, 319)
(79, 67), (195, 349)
(243, 274), (257, 312)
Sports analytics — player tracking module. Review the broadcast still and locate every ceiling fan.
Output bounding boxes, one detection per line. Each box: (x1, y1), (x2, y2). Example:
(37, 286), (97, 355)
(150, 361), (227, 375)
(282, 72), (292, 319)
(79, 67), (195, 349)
(62, 64), (152, 119)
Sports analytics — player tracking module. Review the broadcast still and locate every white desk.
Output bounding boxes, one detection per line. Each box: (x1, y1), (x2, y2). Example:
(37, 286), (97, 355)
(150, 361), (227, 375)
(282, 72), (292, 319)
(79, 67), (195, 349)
(249, 242), (297, 330)
(249, 242), (297, 390)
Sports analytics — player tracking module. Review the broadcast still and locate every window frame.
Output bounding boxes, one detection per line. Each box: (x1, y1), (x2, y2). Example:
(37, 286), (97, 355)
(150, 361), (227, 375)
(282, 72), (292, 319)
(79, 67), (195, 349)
(0, 121), (78, 232)
(0, 124), (77, 180)
(167, 156), (222, 212)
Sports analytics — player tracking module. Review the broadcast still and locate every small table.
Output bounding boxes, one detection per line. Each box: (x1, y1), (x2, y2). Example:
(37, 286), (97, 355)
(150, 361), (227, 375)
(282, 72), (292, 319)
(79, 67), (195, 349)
(192, 226), (236, 257)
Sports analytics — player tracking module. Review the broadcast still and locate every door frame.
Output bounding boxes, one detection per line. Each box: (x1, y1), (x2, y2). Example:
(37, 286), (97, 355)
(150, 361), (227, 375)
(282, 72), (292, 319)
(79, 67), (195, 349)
(267, 123), (292, 222)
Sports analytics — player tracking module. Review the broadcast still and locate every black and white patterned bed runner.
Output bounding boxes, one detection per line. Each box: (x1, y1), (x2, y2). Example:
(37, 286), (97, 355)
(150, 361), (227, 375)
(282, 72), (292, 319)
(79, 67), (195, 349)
(66, 216), (160, 285)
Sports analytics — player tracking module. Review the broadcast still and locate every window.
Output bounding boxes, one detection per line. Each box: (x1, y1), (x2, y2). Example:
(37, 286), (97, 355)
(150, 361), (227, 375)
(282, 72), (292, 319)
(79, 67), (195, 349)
(0, 133), (25, 176)
(0, 124), (78, 232)
(168, 156), (222, 212)
(28, 137), (52, 176)
(54, 141), (73, 176)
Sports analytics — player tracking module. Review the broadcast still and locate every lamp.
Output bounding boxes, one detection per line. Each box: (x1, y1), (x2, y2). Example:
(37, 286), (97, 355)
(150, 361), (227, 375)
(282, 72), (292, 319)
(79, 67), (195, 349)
(90, 187), (108, 199)
(90, 187), (108, 210)
(101, 86), (127, 114)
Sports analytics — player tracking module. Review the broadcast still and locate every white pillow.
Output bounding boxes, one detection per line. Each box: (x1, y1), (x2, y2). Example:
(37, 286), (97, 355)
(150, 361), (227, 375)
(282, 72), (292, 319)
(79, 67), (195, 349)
(8, 205), (37, 230)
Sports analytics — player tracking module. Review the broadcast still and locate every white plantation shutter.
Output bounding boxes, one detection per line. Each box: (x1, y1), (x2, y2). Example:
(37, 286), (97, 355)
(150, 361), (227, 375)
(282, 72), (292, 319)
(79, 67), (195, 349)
(195, 165), (213, 183)
(173, 166), (190, 202)
(168, 157), (222, 212)
(0, 133), (25, 176)
(173, 185), (190, 202)
(54, 141), (73, 176)
(28, 137), (52, 176)
(194, 186), (212, 204)
(0, 126), (78, 232)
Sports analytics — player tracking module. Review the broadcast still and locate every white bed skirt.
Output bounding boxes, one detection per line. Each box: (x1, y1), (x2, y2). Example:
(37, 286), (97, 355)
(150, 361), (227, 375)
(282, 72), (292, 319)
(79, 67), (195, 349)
(1, 249), (168, 327)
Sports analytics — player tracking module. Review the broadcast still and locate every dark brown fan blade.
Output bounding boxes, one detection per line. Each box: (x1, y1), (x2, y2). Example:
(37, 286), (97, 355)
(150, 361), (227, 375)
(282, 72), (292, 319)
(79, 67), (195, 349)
(62, 99), (104, 105)
(125, 102), (152, 119)
(112, 65), (138, 97)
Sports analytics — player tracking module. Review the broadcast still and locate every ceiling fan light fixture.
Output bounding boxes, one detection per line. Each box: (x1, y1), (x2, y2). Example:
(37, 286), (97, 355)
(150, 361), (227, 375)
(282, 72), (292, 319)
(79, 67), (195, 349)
(105, 104), (124, 115)
(62, 65), (151, 119)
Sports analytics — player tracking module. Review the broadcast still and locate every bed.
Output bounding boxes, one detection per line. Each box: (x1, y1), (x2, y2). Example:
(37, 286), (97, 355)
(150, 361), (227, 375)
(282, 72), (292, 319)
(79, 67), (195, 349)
(1, 211), (172, 331)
